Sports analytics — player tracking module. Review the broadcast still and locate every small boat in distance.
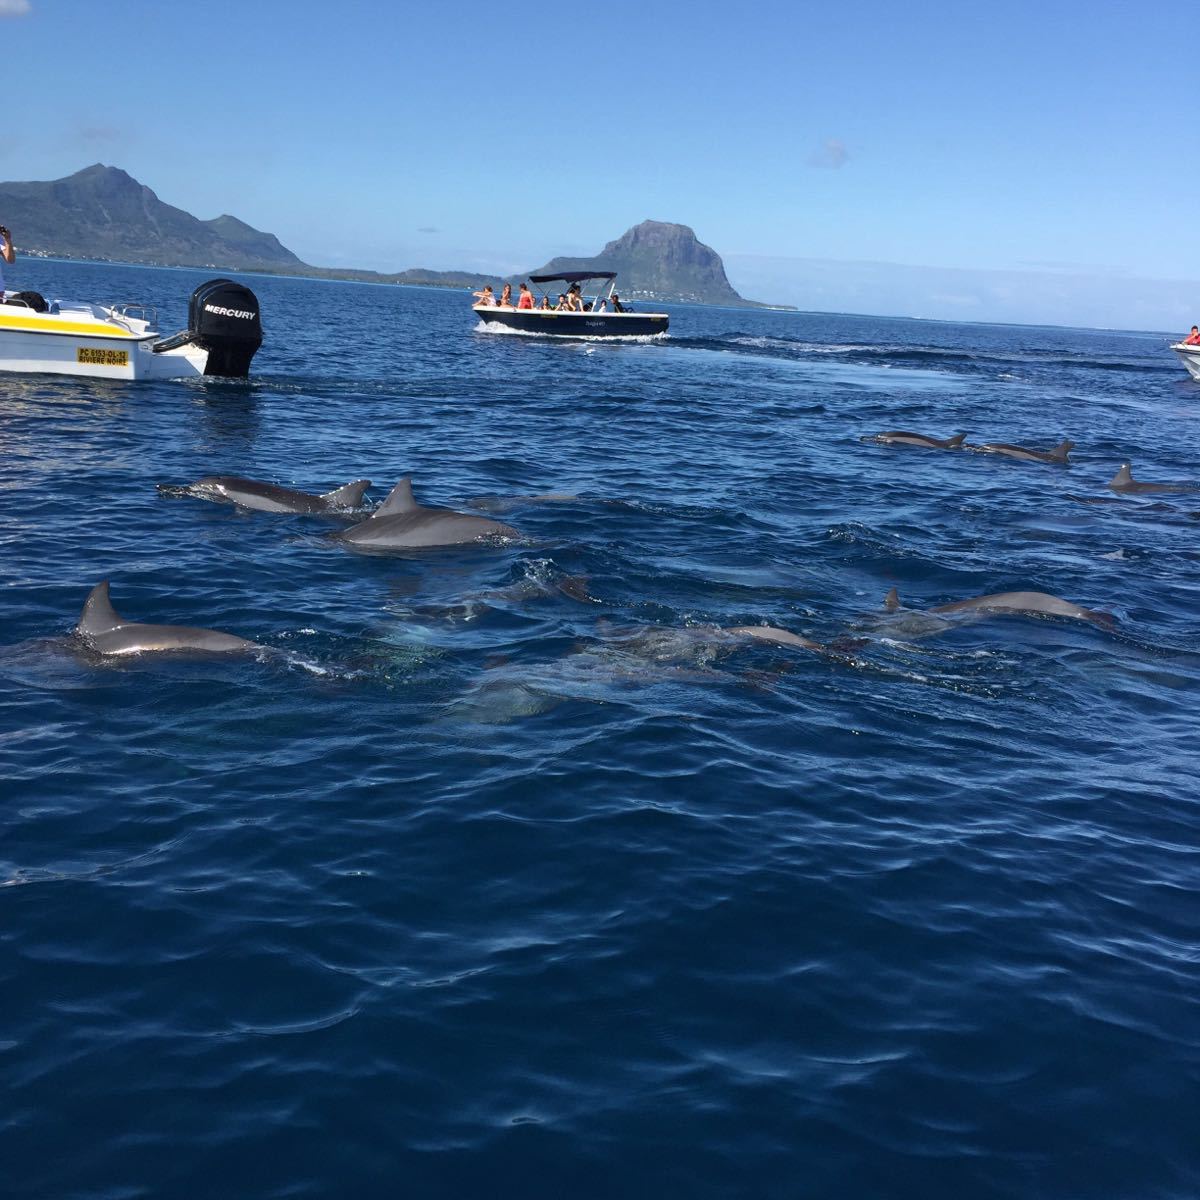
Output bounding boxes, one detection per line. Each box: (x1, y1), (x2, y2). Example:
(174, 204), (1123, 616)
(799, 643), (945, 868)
(1171, 341), (1200, 382)
(473, 271), (668, 338)
(0, 278), (263, 381)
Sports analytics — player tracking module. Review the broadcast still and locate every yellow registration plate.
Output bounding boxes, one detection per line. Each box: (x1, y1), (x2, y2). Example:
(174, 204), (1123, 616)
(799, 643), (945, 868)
(77, 348), (129, 367)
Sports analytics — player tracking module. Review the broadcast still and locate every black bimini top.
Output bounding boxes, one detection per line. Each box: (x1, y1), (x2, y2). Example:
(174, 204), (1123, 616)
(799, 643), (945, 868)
(529, 271), (617, 285)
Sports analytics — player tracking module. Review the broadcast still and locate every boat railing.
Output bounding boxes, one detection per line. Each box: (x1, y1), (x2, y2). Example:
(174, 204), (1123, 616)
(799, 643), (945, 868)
(109, 303), (158, 331)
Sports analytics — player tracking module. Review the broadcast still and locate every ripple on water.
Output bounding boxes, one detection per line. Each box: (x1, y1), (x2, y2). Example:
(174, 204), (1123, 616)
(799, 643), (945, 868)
(1, 264), (1198, 1199)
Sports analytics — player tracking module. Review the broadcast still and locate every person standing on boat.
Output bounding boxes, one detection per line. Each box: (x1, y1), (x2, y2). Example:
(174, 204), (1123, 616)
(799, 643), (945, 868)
(516, 282), (535, 310)
(0, 224), (14, 297)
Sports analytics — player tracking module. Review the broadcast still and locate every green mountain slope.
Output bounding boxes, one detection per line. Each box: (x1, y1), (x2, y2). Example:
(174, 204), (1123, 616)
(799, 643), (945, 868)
(0, 164), (302, 269)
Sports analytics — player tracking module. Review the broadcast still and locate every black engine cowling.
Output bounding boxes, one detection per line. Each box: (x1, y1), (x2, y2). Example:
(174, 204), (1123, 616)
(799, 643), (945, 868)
(186, 278), (263, 377)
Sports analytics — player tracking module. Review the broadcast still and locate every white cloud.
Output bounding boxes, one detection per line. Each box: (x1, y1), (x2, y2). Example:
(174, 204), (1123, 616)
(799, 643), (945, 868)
(808, 138), (849, 169)
(0, 0), (32, 17)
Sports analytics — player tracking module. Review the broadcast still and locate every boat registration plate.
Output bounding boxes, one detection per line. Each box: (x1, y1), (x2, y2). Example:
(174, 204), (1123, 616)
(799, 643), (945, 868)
(78, 348), (129, 367)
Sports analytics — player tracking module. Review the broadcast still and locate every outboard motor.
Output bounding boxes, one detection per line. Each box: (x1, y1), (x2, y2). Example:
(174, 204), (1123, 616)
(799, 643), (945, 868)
(189, 278), (263, 376)
(154, 278), (263, 376)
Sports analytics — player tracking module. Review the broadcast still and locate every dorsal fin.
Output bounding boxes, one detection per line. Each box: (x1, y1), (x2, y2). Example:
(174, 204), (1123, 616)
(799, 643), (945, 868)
(78, 580), (124, 635)
(1050, 439), (1074, 461)
(947, 433), (967, 448)
(372, 478), (419, 518)
(1110, 463), (1133, 487)
(321, 479), (371, 507)
(884, 587), (901, 611)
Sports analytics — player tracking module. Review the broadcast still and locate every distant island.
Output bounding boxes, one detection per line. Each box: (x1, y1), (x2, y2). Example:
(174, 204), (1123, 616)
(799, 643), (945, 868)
(0, 165), (786, 308)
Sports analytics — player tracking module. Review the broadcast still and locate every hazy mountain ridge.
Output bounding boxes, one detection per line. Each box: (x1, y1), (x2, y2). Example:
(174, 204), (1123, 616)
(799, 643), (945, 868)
(0, 166), (781, 305)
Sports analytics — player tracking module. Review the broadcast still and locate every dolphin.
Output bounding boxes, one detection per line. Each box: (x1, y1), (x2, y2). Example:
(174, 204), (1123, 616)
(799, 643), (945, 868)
(334, 478), (518, 549)
(466, 492), (581, 513)
(725, 625), (826, 651)
(725, 626), (868, 656)
(883, 586), (1115, 629)
(167, 475), (371, 513)
(867, 431), (968, 450)
(75, 581), (264, 655)
(1108, 463), (1200, 494)
(972, 439), (1074, 464)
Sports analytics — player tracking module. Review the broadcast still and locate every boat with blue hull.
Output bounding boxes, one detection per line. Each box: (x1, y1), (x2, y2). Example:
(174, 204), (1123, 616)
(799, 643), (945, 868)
(473, 271), (668, 338)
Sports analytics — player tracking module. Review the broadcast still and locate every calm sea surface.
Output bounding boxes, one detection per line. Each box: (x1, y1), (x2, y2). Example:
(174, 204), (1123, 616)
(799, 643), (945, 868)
(2, 260), (1198, 1199)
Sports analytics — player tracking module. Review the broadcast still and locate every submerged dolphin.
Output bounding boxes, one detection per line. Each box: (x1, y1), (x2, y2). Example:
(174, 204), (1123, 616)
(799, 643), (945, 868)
(334, 478), (518, 549)
(466, 492), (581, 514)
(725, 626), (868, 656)
(884, 586), (1114, 629)
(75, 581), (264, 655)
(868, 430), (967, 450)
(973, 439), (1074, 464)
(1108, 463), (1200, 494)
(170, 475), (371, 513)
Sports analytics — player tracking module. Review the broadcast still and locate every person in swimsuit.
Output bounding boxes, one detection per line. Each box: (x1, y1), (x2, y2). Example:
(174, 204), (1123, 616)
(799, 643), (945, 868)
(498, 283), (513, 308)
(516, 282), (534, 310)
(555, 293), (569, 311)
(538, 295), (551, 310)
(473, 285), (495, 306)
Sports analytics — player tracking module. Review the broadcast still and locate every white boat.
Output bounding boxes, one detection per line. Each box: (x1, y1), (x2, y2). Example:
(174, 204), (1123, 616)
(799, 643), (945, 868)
(1171, 342), (1200, 382)
(0, 278), (263, 381)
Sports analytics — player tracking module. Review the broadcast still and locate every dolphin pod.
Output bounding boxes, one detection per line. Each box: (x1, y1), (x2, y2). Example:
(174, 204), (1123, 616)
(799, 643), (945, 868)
(334, 478), (519, 549)
(75, 581), (264, 656)
(169, 475), (372, 514)
(868, 430), (968, 450)
(884, 586), (1115, 629)
(1108, 463), (1200, 494)
(972, 439), (1074, 465)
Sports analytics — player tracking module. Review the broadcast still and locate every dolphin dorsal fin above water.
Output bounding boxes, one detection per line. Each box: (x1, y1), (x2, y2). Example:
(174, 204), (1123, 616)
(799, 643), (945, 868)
(322, 479), (371, 507)
(884, 587), (901, 611)
(947, 434), (967, 449)
(373, 478), (419, 518)
(1050, 440), (1074, 462)
(1110, 463), (1133, 488)
(78, 580), (124, 635)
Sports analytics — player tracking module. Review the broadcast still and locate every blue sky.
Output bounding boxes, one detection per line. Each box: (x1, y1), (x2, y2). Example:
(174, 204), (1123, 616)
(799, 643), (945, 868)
(1, 0), (1195, 328)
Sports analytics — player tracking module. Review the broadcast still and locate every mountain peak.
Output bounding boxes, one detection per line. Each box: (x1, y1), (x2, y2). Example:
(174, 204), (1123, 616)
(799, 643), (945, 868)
(529, 220), (755, 306)
(0, 163), (302, 269)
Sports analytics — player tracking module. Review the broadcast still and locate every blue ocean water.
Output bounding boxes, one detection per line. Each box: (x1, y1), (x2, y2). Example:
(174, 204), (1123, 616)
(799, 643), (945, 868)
(2, 259), (1198, 1199)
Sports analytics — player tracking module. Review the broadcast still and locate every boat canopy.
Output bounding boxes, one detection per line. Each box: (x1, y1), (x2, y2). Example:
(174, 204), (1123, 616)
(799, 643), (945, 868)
(529, 271), (617, 285)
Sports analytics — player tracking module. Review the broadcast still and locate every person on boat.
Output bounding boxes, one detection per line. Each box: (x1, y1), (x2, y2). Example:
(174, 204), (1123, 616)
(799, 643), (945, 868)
(538, 295), (552, 310)
(1184, 325), (1200, 346)
(473, 285), (495, 306)
(566, 284), (584, 312)
(610, 292), (627, 314)
(516, 282), (534, 310)
(0, 224), (14, 297)
(593, 298), (608, 313)
(498, 283), (513, 308)
(555, 293), (569, 311)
